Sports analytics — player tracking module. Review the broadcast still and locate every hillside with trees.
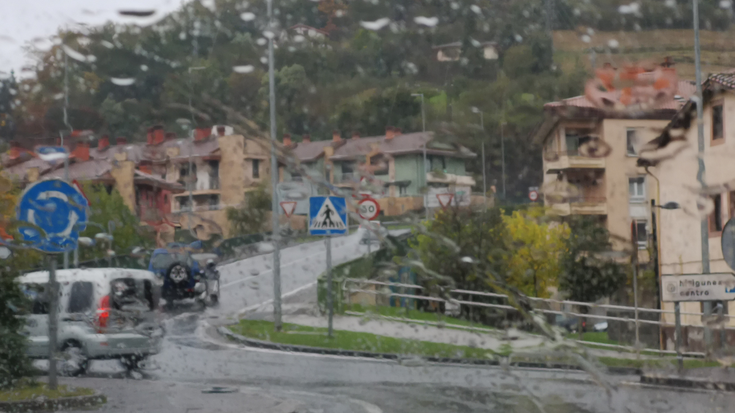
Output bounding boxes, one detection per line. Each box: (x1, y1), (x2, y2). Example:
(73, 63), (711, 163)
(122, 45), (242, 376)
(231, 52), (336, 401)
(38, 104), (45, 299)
(6, 0), (735, 203)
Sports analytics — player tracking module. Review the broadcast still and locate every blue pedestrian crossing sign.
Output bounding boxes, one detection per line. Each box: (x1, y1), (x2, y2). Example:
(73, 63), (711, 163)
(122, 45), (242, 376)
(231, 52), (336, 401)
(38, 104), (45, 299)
(309, 196), (347, 236)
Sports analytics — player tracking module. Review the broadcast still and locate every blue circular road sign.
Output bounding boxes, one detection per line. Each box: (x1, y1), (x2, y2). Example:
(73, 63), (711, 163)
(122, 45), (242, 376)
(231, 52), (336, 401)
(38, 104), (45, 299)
(15, 179), (89, 253)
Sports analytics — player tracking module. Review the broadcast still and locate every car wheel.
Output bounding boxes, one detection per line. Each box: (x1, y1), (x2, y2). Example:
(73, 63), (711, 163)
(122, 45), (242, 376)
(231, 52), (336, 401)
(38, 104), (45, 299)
(167, 263), (189, 284)
(59, 341), (88, 377)
(210, 294), (218, 305)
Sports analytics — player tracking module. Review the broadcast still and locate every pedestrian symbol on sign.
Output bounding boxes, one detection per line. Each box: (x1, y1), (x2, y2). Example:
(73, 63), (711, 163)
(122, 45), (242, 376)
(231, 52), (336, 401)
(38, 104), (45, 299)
(309, 196), (347, 235)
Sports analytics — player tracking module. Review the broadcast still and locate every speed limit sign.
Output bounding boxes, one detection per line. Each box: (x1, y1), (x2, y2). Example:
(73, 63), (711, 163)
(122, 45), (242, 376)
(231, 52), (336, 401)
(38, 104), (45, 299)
(358, 197), (380, 220)
(528, 187), (539, 202)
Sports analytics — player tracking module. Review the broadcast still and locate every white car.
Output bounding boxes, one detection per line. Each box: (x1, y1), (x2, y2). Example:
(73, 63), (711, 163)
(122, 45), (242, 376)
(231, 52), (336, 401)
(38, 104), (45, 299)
(18, 268), (164, 376)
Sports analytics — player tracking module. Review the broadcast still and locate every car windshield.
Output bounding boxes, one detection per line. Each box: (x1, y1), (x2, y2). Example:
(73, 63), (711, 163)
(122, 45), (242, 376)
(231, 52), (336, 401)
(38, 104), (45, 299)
(4, 0), (735, 411)
(150, 253), (187, 270)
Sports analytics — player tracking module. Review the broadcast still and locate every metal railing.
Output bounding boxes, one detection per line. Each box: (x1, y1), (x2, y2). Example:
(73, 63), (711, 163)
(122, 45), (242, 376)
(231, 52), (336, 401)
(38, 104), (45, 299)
(341, 278), (735, 357)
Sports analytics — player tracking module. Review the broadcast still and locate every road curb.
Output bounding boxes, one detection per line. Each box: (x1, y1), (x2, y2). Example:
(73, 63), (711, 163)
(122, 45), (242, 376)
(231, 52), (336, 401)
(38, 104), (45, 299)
(640, 374), (735, 392)
(216, 327), (641, 375)
(0, 391), (106, 413)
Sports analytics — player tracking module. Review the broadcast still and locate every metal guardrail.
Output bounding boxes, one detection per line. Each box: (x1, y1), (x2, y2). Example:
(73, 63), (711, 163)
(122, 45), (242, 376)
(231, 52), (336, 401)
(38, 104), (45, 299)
(341, 278), (728, 357)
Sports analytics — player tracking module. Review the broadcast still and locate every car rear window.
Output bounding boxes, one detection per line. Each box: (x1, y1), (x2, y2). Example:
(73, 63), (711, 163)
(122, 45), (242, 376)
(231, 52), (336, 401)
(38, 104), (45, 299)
(151, 252), (187, 270)
(110, 278), (156, 311)
(67, 281), (94, 313)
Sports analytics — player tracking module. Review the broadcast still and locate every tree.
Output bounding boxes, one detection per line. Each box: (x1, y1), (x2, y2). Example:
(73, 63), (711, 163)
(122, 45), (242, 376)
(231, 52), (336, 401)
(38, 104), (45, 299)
(503, 207), (569, 298)
(78, 184), (153, 262)
(226, 183), (272, 236)
(559, 216), (627, 334)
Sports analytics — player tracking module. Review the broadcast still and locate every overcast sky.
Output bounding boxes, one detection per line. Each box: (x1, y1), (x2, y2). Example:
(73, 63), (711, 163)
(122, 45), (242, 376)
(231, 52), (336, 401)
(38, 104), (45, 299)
(1, 0), (187, 78)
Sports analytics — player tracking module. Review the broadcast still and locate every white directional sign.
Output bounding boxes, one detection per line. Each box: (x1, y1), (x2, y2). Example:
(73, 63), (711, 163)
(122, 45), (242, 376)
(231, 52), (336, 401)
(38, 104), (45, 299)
(661, 273), (735, 302)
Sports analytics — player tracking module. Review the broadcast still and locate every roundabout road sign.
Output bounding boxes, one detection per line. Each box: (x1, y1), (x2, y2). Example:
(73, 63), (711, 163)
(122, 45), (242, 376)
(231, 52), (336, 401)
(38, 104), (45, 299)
(15, 179), (89, 253)
(358, 197), (380, 221)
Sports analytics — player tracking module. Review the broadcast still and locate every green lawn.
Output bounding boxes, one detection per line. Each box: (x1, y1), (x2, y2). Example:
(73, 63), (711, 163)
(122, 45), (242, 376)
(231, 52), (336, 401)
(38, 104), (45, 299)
(344, 304), (493, 331)
(229, 319), (496, 359)
(0, 381), (95, 402)
(597, 357), (720, 370)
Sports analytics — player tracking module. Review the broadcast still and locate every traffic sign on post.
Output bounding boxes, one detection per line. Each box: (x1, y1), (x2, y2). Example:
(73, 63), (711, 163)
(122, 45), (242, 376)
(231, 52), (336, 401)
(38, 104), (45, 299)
(528, 186), (539, 202)
(15, 179), (89, 253)
(661, 273), (735, 302)
(436, 193), (454, 209)
(358, 197), (380, 221)
(309, 196), (347, 236)
(280, 201), (297, 218)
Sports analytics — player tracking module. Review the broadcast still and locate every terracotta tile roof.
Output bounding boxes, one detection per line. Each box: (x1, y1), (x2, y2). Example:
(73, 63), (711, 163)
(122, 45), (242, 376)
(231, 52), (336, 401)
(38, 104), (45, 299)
(290, 139), (333, 162)
(134, 170), (185, 192)
(708, 71), (735, 89)
(2, 157), (54, 181)
(544, 79), (696, 112)
(43, 159), (113, 181)
(328, 131), (474, 160)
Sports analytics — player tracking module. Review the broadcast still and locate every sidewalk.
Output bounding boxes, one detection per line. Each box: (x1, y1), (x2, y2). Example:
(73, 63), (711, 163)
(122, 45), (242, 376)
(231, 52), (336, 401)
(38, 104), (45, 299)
(641, 367), (735, 391)
(282, 313), (546, 352)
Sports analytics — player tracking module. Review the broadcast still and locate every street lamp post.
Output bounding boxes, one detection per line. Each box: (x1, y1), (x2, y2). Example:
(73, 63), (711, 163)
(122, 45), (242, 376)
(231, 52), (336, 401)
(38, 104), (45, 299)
(652, 200), (683, 371)
(411, 93), (427, 221)
(187, 66), (206, 233)
(471, 108), (486, 210)
(267, 0), (283, 331)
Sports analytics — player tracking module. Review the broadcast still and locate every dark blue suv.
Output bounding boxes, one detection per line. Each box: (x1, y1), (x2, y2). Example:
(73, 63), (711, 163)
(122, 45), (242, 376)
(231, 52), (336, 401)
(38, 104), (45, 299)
(148, 248), (204, 306)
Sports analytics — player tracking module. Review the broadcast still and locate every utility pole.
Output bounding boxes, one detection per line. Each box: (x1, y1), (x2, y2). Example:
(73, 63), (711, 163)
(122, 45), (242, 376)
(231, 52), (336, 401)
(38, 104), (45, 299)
(693, 0), (713, 353)
(471, 107), (486, 210)
(501, 122), (506, 200)
(545, 0), (554, 51)
(187, 66), (205, 232)
(267, 0), (283, 331)
(62, 51), (70, 270)
(411, 93), (427, 221)
(47, 256), (58, 389)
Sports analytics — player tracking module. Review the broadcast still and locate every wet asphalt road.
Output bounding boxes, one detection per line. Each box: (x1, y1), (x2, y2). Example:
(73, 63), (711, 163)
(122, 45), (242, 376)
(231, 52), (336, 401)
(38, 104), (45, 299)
(55, 234), (735, 413)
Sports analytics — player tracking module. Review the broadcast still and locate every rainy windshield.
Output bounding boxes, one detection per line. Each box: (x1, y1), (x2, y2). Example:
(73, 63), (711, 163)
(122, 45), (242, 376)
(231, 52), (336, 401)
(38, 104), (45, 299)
(3, 0), (735, 412)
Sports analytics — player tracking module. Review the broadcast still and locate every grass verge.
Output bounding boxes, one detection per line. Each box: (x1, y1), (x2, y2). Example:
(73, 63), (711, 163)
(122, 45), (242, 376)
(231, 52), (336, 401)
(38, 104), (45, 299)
(344, 304), (493, 331)
(229, 319), (495, 359)
(230, 320), (723, 371)
(0, 380), (95, 403)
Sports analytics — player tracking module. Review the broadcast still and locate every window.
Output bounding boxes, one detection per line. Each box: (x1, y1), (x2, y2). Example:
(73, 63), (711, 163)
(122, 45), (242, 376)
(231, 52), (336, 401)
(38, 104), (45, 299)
(635, 221), (648, 249)
(341, 162), (355, 176)
(428, 155), (446, 172)
(67, 282), (94, 313)
(399, 185), (407, 196)
(710, 194), (723, 234)
(252, 159), (260, 178)
(21, 283), (49, 315)
(626, 129), (639, 156)
(208, 195), (220, 210)
(628, 177), (646, 202)
(370, 154), (388, 175)
(712, 103), (724, 142)
(208, 161), (220, 189)
(179, 197), (191, 212)
(730, 191), (735, 218)
(565, 131), (580, 154)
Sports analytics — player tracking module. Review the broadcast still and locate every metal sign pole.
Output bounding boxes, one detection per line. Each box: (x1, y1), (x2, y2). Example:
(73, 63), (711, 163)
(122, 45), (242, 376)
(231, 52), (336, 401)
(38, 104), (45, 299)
(47, 255), (58, 390)
(326, 234), (333, 338)
(675, 302), (683, 372)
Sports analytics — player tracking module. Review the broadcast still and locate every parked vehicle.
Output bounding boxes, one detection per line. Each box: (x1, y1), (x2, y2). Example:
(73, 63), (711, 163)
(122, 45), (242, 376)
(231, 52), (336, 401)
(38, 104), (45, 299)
(148, 248), (219, 307)
(18, 268), (164, 376)
(555, 314), (587, 333)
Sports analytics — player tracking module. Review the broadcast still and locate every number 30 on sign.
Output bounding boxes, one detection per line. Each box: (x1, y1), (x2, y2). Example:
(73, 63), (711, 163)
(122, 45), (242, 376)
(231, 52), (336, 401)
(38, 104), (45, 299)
(358, 197), (380, 221)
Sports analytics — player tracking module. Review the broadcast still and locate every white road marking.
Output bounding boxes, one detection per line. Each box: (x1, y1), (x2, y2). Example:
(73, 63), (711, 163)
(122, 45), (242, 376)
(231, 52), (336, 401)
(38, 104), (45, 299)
(350, 398), (384, 413)
(236, 281), (317, 315)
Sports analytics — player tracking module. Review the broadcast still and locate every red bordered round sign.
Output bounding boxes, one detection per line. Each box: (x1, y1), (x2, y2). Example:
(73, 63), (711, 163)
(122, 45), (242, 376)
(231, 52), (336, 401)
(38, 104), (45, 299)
(529, 190), (539, 202)
(358, 197), (380, 220)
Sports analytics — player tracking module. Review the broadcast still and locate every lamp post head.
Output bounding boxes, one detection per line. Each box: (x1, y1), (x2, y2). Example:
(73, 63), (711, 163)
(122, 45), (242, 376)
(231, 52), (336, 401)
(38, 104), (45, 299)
(660, 201), (681, 210)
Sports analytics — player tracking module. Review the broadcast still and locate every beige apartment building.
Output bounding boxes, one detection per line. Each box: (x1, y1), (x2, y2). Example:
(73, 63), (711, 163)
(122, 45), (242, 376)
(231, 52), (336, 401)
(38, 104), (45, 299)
(640, 72), (735, 350)
(533, 80), (695, 257)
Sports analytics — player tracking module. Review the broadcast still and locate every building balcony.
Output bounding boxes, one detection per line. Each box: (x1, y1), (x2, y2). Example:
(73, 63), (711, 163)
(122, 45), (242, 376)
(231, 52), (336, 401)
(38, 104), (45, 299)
(544, 150), (605, 172)
(551, 196), (607, 216)
(426, 171), (476, 186)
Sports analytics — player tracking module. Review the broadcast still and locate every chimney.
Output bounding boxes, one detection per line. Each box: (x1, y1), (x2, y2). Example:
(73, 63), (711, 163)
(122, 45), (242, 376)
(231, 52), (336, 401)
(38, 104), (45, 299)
(165, 132), (177, 142)
(394, 127), (402, 136)
(216, 125), (226, 136)
(9, 141), (21, 160)
(302, 134), (311, 143)
(194, 128), (210, 141)
(152, 126), (165, 145)
(283, 133), (292, 147)
(98, 135), (110, 151)
(146, 127), (155, 145)
(385, 126), (395, 140)
(332, 130), (341, 142)
(116, 136), (127, 146)
(351, 131), (360, 140)
(73, 142), (90, 162)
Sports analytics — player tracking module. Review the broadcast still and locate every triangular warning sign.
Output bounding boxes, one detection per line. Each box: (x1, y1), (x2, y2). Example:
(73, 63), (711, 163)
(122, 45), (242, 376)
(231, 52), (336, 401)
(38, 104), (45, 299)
(280, 201), (297, 217)
(310, 197), (346, 230)
(436, 193), (454, 208)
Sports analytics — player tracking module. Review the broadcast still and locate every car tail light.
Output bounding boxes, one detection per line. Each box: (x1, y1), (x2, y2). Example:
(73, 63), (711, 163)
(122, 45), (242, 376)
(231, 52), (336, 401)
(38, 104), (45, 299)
(96, 295), (110, 332)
